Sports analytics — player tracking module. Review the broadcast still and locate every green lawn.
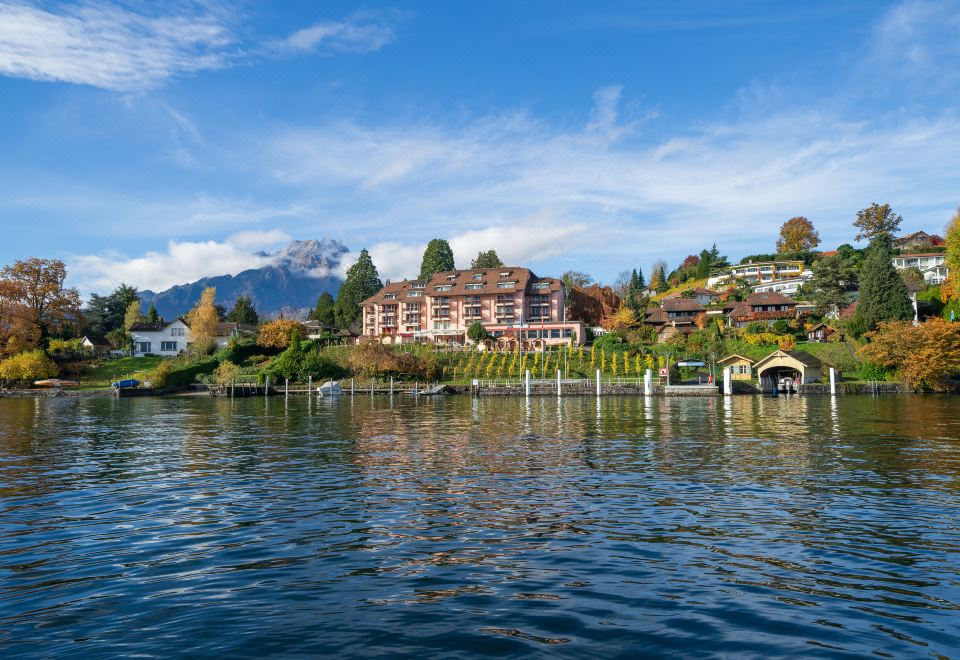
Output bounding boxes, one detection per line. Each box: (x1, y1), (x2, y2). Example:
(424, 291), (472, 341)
(78, 356), (165, 389)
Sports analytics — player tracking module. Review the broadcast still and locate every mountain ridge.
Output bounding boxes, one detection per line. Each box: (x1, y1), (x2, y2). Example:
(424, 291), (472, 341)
(142, 239), (348, 319)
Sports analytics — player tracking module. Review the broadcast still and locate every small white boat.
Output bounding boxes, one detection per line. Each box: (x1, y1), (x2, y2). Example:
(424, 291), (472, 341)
(317, 381), (343, 397)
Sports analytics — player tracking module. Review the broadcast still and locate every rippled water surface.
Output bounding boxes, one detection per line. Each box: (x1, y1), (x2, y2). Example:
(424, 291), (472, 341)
(1, 394), (959, 658)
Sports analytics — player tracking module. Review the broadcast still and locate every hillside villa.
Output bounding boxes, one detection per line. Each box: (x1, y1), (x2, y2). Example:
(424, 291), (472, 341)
(708, 260), (810, 288)
(360, 267), (585, 348)
(893, 230), (943, 251)
(891, 253), (949, 285)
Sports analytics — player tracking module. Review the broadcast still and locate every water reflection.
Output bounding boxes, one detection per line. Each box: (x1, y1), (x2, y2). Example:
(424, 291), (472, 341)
(0, 395), (958, 658)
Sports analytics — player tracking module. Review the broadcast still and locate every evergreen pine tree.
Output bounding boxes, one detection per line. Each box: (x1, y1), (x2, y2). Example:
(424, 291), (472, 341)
(308, 292), (336, 326)
(226, 295), (259, 325)
(855, 234), (914, 331)
(146, 303), (159, 323)
(334, 249), (383, 329)
(419, 239), (456, 280)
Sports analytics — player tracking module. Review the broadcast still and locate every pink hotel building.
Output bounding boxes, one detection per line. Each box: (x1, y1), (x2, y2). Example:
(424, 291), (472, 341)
(360, 267), (585, 347)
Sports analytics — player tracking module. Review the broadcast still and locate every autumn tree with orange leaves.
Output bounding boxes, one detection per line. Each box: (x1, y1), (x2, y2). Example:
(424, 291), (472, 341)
(860, 318), (960, 391)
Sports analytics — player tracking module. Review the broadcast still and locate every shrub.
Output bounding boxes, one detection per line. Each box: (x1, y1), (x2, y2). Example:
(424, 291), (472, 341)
(349, 344), (438, 380)
(860, 318), (960, 391)
(258, 320), (308, 350)
(213, 361), (243, 385)
(0, 350), (58, 383)
(771, 319), (790, 335)
(592, 333), (624, 353)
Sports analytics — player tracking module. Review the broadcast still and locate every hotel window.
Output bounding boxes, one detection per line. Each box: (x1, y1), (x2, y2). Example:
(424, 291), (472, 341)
(497, 282), (515, 289)
(171, 327), (186, 337)
(532, 282), (549, 290)
(433, 321), (451, 330)
(446, 275), (457, 280)
(465, 283), (483, 290)
(160, 341), (178, 352)
(562, 329), (572, 338)
(435, 285), (452, 291)
(472, 273), (483, 280)
(499, 271), (511, 277)
(411, 283), (425, 289)
(407, 290), (422, 297)
(550, 329), (561, 338)
(384, 293), (397, 300)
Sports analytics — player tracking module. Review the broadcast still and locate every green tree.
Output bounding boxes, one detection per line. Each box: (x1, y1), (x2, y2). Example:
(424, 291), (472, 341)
(625, 268), (647, 314)
(308, 292), (336, 326)
(335, 249), (383, 329)
(471, 250), (503, 269)
(777, 216), (821, 253)
(854, 203), (903, 242)
(146, 303), (159, 323)
(226, 294), (259, 325)
(809, 254), (858, 317)
(467, 322), (489, 343)
(84, 283), (139, 336)
(419, 239), (455, 280)
(854, 234), (914, 332)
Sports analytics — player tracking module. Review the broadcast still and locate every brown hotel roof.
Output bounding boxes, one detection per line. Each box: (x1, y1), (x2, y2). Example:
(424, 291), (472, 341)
(362, 267), (562, 305)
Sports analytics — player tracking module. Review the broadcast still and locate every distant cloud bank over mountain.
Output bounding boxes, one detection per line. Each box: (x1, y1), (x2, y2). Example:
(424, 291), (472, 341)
(141, 239), (348, 319)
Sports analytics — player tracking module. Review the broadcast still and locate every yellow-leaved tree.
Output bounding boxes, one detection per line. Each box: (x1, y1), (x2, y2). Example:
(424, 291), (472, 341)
(188, 287), (220, 354)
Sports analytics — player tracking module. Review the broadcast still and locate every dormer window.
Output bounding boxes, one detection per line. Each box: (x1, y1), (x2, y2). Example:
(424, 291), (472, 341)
(384, 293), (397, 300)
(472, 273), (482, 280)
(497, 282), (515, 289)
(435, 284), (452, 291)
(532, 282), (549, 290)
(499, 271), (511, 277)
(411, 283), (425, 289)
(446, 275), (457, 281)
(465, 283), (483, 290)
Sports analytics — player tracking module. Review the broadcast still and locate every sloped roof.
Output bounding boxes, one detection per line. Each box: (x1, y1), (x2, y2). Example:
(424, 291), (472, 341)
(754, 349), (823, 370)
(128, 321), (174, 332)
(662, 298), (705, 313)
(644, 308), (668, 324)
(718, 354), (755, 365)
(746, 292), (797, 307)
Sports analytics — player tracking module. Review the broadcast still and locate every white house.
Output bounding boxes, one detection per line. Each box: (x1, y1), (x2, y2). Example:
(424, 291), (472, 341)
(130, 319), (191, 357)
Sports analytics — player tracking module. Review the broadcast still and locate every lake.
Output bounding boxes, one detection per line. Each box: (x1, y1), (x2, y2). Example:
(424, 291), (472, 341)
(1, 394), (959, 658)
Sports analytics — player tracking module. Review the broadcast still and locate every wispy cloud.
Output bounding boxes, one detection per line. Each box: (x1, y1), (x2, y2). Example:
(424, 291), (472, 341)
(263, 85), (960, 270)
(0, 2), (400, 91)
(0, 1), (235, 91)
(278, 11), (399, 54)
(69, 230), (291, 294)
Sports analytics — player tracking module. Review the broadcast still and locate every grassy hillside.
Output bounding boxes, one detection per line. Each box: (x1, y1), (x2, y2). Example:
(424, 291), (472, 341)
(79, 356), (164, 389)
(651, 278), (711, 303)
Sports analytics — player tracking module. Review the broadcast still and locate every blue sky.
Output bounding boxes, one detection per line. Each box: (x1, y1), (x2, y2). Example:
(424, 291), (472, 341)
(1, 0), (959, 295)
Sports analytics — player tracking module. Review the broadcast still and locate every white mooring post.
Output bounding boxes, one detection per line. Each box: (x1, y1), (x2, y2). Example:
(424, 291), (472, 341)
(265, 375), (270, 399)
(231, 380), (235, 398)
(525, 369), (531, 397)
(370, 378), (374, 396)
(829, 367), (836, 395)
(596, 369), (601, 397)
(351, 378), (355, 396)
(644, 368), (653, 396)
(390, 376), (394, 396)
(556, 369), (561, 396)
(308, 376), (312, 395)
(285, 378), (289, 397)
(724, 367), (732, 396)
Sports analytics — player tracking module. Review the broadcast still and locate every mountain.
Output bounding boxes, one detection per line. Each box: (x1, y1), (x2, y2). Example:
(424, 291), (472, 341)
(142, 239), (348, 320)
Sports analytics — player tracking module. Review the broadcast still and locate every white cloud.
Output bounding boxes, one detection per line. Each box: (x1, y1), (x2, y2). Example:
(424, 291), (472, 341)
(0, 2), (401, 92)
(338, 217), (589, 283)
(69, 230), (290, 294)
(0, 1), (235, 91)
(264, 83), (960, 276)
(279, 12), (398, 54)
